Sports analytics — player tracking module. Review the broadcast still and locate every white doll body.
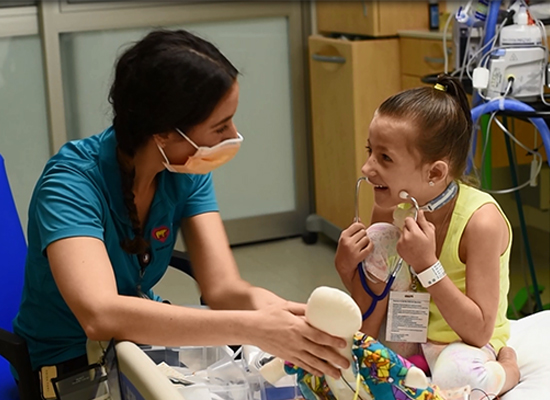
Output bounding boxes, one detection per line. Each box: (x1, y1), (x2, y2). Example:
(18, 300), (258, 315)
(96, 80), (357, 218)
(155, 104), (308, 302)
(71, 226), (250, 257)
(305, 286), (373, 400)
(261, 286), (432, 400)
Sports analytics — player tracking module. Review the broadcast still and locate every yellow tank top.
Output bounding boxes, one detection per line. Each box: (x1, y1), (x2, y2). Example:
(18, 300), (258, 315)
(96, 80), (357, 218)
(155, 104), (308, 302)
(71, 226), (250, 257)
(419, 183), (511, 352)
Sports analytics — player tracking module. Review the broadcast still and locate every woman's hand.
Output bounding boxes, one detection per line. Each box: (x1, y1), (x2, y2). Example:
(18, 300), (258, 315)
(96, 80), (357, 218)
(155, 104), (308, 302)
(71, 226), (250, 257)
(397, 211), (438, 273)
(252, 301), (349, 379)
(335, 222), (373, 291)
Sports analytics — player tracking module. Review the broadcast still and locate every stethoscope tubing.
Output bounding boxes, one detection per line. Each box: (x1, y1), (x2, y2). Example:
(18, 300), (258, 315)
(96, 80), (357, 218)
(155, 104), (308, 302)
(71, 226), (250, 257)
(358, 259), (403, 320)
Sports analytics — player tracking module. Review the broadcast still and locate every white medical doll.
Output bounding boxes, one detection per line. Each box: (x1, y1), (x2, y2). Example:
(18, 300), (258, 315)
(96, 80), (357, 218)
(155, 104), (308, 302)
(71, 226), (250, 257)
(13, 29), (349, 391)
(335, 75), (520, 399)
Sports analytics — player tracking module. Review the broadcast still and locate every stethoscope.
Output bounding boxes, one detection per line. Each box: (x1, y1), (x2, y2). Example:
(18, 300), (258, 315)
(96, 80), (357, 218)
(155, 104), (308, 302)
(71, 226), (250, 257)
(354, 177), (420, 320)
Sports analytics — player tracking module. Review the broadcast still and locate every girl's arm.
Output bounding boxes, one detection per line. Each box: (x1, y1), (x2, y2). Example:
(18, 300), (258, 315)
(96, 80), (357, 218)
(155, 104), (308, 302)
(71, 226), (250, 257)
(48, 232), (349, 378)
(401, 205), (508, 347)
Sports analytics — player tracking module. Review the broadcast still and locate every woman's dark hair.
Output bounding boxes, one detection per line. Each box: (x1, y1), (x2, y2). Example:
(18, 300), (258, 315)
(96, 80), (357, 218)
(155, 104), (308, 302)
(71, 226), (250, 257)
(109, 29), (238, 255)
(377, 75), (474, 184)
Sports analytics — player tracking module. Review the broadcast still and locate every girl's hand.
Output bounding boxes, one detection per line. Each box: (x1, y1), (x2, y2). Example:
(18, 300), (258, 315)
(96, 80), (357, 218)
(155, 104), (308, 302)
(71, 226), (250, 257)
(397, 211), (438, 273)
(335, 222), (373, 291)
(253, 301), (349, 379)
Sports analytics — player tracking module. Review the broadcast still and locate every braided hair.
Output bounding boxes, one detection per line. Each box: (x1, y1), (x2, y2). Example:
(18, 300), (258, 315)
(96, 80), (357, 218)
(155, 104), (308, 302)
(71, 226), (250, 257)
(109, 29), (239, 254)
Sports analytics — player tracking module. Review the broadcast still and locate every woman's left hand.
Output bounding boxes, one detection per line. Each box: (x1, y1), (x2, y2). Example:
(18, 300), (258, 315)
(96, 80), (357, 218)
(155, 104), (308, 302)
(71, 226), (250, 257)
(397, 210), (438, 273)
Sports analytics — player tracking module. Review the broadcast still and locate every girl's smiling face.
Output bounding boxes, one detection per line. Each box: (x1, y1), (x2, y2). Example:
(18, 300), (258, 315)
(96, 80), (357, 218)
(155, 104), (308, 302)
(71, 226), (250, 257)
(361, 113), (434, 209)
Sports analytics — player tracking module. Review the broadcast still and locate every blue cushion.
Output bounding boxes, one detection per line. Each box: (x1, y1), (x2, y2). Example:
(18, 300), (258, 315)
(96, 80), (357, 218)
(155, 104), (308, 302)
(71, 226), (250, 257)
(0, 154), (27, 399)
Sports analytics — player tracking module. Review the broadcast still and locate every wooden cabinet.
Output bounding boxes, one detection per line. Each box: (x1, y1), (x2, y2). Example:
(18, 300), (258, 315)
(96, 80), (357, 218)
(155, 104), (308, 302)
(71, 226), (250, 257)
(316, 1), (429, 38)
(399, 35), (454, 90)
(308, 35), (401, 230)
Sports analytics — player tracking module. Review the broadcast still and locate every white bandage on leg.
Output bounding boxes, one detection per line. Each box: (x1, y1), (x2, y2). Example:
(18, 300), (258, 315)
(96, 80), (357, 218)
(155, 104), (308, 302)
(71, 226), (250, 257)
(430, 342), (505, 400)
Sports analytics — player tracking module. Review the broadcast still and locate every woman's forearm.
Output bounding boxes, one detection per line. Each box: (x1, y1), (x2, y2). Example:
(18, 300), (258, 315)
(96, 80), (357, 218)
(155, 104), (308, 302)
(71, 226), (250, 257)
(203, 279), (285, 311)
(85, 294), (260, 347)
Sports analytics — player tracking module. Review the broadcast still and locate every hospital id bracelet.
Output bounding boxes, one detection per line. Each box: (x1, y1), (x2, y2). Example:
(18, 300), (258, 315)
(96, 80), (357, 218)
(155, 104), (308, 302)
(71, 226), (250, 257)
(416, 260), (446, 288)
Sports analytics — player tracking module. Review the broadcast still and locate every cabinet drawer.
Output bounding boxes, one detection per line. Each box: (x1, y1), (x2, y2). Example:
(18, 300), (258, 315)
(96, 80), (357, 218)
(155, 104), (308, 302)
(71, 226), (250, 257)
(400, 37), (454, 77)
(309, 35), (400, 228)
(317, 1), (428, 37)
(401, 75), (431, 90)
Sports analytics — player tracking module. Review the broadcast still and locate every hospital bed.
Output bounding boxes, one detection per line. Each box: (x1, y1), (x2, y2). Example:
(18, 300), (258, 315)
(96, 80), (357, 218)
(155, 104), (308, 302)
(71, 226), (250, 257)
(120, 341), (201, 400)
(502, 310), (550, 399)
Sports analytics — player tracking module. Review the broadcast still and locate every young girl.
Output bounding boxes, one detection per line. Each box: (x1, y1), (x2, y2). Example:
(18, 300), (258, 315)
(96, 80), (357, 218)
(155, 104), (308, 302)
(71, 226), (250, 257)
(334, 75), (520, 399)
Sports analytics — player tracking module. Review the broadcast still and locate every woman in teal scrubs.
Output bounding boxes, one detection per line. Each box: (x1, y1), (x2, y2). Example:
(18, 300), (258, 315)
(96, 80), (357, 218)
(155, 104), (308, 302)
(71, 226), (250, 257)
(13, 29), (348, 387)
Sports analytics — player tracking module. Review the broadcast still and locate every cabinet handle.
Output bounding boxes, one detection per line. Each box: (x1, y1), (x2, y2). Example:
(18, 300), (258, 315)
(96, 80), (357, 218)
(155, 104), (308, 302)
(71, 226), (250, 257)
(424, 56), (445, 64)
(361, 0), (368, 16)
(312, 54), (346, 64)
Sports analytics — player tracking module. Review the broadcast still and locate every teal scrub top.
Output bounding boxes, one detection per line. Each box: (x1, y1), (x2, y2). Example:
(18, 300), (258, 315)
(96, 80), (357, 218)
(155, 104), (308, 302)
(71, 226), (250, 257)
(13, 127), (218, 371)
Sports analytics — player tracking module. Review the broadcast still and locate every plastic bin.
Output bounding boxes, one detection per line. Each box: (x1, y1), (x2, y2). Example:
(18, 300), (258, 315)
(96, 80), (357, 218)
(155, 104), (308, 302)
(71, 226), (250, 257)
(142, 345), (231, 372)
(141, 346), (300, 400)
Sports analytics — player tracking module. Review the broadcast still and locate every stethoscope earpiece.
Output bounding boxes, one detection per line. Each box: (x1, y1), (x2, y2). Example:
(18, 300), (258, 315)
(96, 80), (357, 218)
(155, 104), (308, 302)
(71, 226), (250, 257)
(354, 177), (369, 223)
(398, 191), (420, 221)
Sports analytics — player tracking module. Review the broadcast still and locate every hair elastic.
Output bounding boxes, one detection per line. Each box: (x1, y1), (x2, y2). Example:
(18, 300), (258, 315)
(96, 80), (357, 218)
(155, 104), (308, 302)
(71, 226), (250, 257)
(434, 83), (447, 92)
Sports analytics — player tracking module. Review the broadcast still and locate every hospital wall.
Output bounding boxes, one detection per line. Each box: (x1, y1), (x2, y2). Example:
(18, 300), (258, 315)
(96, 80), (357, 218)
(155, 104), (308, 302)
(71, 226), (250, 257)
(0, 1), (313, 247)
(0, 1), (548, 256)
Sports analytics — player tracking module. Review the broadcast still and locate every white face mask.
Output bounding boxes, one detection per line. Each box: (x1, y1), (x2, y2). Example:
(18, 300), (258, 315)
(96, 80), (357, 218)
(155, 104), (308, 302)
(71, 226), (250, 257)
(157, 128), (243, 174)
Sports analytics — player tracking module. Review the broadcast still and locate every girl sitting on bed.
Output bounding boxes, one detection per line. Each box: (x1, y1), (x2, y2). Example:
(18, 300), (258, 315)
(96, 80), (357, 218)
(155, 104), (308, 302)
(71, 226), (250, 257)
(334, 75), (520, 399)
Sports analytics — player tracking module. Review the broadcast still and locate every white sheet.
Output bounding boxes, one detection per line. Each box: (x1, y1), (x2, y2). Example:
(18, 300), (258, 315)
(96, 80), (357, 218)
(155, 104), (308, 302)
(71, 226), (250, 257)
(502, 310), (550, 399)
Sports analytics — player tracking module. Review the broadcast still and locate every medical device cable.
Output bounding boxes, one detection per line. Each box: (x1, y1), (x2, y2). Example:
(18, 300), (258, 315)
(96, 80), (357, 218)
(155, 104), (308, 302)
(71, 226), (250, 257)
(443, 10), (455, 74)
(459, 26), (474, 82)
(451, 22), (476, 80)
(467, 78), (549, 176)
(469, 387), (499, 400)
(494, 117), (542, 162)
(479, 111), (543, 194)
(491, 105), (543, 181)
(480, 111), (499, 179)
(492, 118), (543, 193)
(480, 108), (542, 192)
(465, 18), (508, 82)
(352, 366), (361, 400)
(472, 19), (508, 77)
(339, 371), (364, 400)
(471, 98), (550, 169)
(450, 24), (479, 80)
(532, 15), (550, 106)
(335, 354), (364, 400)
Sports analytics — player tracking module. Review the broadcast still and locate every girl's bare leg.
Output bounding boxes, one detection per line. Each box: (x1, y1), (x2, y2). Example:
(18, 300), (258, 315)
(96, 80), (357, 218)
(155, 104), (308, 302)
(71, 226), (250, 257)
(497, 346), (520, 395)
